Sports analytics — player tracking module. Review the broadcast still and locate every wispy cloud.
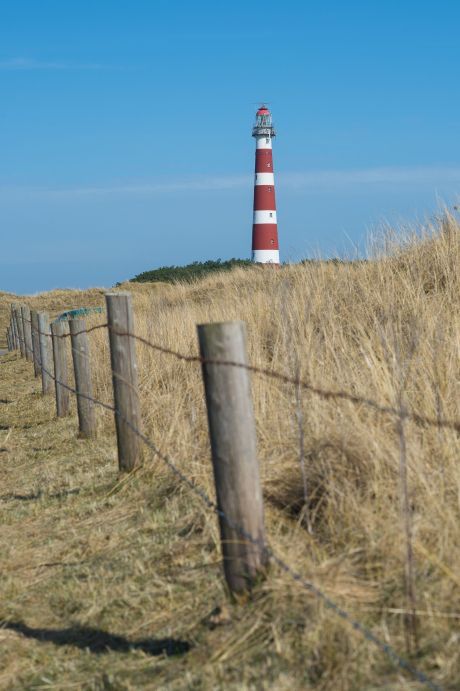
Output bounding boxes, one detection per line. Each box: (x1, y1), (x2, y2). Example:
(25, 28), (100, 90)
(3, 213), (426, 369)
(0, 167), (459, 201)
(0, 176), (250, 200)
(280, 167), (460, 189)
(0, 57), (104, 71)
(57, 176), (250, 197)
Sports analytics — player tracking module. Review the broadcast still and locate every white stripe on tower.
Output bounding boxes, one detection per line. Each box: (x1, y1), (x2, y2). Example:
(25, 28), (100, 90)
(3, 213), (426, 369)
(252, 249), (280, 263)
(256, 136), (272, 149)
(255, 172), (275, 186)
(253, 210), (277, 224)
(251, 105), (280, 264)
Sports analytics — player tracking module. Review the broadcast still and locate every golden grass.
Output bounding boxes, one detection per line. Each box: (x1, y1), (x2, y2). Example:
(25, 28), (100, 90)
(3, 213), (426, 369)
(1, 216), (460, 689)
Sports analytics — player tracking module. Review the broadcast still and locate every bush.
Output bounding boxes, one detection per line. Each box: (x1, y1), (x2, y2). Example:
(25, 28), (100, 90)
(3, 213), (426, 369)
(129, 258), (252, 284)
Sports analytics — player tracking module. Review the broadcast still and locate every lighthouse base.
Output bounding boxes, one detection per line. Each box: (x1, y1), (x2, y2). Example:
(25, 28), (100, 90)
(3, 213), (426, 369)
(252, 249), (280, 264)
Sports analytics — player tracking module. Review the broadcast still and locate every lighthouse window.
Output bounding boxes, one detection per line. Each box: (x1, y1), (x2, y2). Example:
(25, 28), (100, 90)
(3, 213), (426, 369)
(266, 138), (269, 144)
(269, 212), (273, 217)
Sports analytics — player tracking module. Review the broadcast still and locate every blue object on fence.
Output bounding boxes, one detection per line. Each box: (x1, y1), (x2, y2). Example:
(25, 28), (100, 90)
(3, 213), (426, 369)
(56, 307), (104, 322)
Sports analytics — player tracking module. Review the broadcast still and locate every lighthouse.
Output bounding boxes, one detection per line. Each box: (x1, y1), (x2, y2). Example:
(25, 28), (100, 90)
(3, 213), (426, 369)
(251, 105), (280, 264)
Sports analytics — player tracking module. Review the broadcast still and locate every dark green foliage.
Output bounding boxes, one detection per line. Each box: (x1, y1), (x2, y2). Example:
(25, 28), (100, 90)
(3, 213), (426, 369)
(129, 259), (252, 285)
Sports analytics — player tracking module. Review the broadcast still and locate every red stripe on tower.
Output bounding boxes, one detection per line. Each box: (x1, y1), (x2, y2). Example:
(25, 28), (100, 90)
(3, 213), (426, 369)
(251, 105), (280, 264)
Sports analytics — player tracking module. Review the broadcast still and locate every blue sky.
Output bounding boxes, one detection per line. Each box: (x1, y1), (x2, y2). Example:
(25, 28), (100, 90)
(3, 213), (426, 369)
(1, 0), (459, 293)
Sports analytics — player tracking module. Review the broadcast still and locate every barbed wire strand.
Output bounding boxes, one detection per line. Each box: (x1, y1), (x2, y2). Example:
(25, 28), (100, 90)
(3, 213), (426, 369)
(17, 321), (460, 434)
(16, 341), (441, 691)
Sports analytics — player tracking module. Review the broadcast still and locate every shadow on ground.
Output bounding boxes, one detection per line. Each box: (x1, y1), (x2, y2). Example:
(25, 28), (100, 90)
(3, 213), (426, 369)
(1, 621), (191, 656)
(0, 488), (81, 502)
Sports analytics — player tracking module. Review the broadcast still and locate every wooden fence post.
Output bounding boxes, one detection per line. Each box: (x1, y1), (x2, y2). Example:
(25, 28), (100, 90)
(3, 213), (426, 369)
(37, 312), (54, 394)
(6, 326), (11, 351)
(16, 305), (26, 357)
(197, 320), (267, 595)
(21, 305), (33, 362)
(10, 305), (19, 350)
(11, 307), (18, 350)
(9, 307), (14, 350)
(105, 292), (142, 472)
(69, 318), (96, 437)
(31, 310), (41, 377)
(51, 321), (70, 417)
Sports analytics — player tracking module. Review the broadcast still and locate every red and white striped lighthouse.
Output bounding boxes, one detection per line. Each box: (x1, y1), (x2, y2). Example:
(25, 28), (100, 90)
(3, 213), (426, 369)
(252, 105), (280, 264)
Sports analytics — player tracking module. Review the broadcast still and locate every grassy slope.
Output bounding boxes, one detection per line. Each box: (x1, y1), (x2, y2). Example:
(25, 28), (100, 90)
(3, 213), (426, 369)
(0, 289), (107, 350)
(1, 219), (460, 689)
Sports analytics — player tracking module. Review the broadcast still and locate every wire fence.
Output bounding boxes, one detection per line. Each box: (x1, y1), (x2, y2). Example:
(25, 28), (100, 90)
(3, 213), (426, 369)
(4, 299), (454, 691)
(14, 345), (443, 690)
(16, 317), (460, 434)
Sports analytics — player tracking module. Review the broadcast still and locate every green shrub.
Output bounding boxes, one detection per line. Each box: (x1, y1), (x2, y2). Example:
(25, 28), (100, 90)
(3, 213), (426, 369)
(129, 258), (252, 284)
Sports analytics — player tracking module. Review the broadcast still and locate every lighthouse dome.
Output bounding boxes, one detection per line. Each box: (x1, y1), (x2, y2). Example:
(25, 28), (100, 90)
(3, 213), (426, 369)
(252, 105), (275, 138)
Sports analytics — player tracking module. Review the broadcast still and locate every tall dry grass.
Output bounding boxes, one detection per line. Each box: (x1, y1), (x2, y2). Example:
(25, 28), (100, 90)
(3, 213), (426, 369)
(87, 215), (460, 684)
(2, 216), (460, 688)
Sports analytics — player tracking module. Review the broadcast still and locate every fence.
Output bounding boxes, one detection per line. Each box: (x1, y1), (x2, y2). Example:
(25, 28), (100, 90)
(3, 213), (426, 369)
(4, 293), (450, 691)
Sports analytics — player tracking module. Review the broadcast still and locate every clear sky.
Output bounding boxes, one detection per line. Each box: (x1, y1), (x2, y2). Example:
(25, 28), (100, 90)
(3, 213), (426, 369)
(1, 0), (459, 294)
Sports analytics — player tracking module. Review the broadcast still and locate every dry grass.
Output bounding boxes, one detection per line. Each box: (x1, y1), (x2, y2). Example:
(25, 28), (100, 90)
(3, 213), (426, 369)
(0, 288), (107, 350)
(1, 216), (460, 689)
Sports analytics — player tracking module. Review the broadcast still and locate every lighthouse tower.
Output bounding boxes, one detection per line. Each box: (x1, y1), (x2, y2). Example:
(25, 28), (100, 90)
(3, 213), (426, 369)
(252, 105), (280, 264)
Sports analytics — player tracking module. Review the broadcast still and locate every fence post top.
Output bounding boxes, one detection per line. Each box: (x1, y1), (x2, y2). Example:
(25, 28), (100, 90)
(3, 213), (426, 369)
(51, 320), (69, 333)
(197, 321), (248, 346)
(197, 320), (246, 331)
(105, 291), (132, 298)
(68, 317), (87, 331)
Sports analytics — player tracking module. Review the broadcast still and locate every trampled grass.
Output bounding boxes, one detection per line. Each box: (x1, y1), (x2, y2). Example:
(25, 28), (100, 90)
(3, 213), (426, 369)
(1, 216), (460, 689)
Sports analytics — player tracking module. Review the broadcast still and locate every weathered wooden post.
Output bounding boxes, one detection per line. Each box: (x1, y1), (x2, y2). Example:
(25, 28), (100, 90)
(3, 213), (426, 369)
(51, 321), (70, 417)
(197, 320), (267, 595)
(11, 307), (18, 351)
(16, 305), (26, 357)
(9, 306), (15, 350)
(37, 312), (54, 394)
(10, 306), (18, 350)
(21, 305), (33, 362)
(6, 326), (11, 351)
(31, 310), (41, 377)
(69, 318), (96, 437)
(105, 292), (142, 472)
